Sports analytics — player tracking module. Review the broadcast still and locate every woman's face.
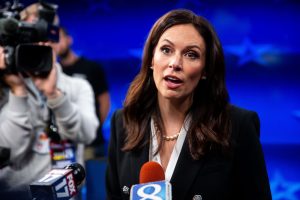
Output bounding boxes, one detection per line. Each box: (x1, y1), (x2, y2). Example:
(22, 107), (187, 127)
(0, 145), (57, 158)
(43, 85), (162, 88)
(152, 24), (206, 101)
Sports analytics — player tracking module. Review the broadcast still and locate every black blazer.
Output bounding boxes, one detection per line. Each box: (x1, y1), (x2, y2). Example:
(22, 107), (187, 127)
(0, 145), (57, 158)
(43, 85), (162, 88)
(106, 106), (272, 200)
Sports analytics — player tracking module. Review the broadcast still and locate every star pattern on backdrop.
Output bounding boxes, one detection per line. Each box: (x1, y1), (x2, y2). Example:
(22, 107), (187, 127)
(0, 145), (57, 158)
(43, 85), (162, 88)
(224, 38), (281, 67)
(86, 0), (112, 14)
(174, 0), (203, 12)
(271, 171), (300, 200)
(292, 110), (300, 121)
(128, 48), (143, 59)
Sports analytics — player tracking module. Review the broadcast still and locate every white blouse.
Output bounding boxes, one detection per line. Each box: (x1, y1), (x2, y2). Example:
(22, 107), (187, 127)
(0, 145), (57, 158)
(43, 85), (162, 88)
(149, 115), (191, 182)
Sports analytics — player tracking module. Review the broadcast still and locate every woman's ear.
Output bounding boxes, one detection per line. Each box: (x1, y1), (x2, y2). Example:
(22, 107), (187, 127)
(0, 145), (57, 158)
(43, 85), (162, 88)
(201, 72), (207, 80)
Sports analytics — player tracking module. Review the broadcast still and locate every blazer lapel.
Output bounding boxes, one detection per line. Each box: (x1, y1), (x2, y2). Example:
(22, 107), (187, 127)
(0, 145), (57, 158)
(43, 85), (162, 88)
(129, 139), (150, 184)
(170, 139), (205, 200)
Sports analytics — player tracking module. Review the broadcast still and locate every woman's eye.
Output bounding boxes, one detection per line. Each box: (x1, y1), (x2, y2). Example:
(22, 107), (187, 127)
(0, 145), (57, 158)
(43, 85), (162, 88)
(185, 51), (199, 59)
(161, 47), (171, 54)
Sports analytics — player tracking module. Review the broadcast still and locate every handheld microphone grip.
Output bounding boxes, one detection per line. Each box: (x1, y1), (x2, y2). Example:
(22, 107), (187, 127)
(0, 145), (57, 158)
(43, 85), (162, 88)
(130, 161), (172, 200)
(30, 163), (85, 200)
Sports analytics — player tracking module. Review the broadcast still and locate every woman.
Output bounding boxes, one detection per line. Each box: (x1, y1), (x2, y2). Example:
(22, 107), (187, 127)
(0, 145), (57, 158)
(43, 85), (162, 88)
(106, 9), (272, 200)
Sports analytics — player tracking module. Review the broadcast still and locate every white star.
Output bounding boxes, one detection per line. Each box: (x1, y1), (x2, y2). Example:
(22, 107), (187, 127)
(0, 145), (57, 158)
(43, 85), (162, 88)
(292, 110), (300, 120)
(271, 170), (300, 200)
(224, 38), (280, 67)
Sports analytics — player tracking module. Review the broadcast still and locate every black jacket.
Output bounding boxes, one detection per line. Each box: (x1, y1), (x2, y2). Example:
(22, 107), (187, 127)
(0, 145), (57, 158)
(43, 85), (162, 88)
(106, 106), (272, 200)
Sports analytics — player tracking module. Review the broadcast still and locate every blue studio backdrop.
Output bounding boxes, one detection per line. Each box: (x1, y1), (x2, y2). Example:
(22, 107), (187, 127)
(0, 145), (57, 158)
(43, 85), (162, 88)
(6, 0), (300, 199)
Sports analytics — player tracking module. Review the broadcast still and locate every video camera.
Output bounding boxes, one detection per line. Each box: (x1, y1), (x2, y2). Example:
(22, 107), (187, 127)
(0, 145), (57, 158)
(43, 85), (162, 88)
(0, 0), (59, 77)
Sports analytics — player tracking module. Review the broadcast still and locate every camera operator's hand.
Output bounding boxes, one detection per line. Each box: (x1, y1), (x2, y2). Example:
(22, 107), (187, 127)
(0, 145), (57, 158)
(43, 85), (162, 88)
(30, 61), (62, 100)
(0, 46), (27, 96)
(3, 75), (28, 96)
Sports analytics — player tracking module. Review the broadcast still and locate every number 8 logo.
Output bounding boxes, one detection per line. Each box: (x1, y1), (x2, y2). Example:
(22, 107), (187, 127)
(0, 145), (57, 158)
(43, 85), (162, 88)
(137, 183), (163, 200)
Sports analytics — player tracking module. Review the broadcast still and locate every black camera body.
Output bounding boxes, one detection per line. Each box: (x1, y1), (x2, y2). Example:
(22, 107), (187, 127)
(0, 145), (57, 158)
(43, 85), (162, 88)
(0, 0), (59, 77)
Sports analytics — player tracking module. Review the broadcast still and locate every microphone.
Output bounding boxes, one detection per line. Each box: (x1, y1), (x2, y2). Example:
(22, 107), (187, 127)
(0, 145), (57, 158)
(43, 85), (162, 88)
(130, 161), (172, 200)
(30, 163), (86, 200)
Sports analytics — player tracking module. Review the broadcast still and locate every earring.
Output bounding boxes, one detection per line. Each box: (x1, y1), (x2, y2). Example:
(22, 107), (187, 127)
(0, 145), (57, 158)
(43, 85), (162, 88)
(150, 66), (153, 69)
(201, 76), (207, 80)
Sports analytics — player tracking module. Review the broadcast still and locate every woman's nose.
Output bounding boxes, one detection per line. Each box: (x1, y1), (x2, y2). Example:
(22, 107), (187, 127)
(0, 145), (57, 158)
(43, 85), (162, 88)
(168, 55), (183, 71)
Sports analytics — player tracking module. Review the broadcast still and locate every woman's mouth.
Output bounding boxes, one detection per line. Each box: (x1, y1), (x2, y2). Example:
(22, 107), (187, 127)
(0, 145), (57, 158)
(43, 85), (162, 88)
(164, 75), (183, 89)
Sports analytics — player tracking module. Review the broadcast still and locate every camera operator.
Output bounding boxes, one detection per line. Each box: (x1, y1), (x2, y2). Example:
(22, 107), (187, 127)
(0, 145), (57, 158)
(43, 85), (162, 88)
(0, 2), (99, 199)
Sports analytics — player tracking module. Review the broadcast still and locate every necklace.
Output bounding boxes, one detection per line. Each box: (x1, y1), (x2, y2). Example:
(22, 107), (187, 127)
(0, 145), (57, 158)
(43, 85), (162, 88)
(162, 133), (180, 141)
(154, 120), (180, 141)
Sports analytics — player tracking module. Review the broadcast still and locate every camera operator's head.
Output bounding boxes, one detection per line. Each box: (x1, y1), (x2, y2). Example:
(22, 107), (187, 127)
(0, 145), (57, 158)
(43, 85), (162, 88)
(20, 2), (59, 25)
